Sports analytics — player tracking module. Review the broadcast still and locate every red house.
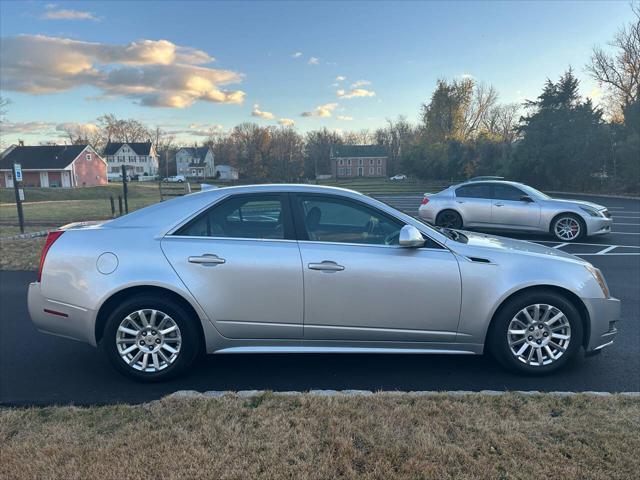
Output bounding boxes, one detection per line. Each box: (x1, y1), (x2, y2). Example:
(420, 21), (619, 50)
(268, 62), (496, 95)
(0, 144), (107, 188)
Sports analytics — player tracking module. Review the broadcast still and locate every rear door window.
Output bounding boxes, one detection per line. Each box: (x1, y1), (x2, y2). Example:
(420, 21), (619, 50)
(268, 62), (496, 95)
(455, 184), (493, 199)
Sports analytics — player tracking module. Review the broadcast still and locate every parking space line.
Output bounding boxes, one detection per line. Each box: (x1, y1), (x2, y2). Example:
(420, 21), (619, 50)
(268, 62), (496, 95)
(614, 222), (640, 226)
(553, 243), (569, 249)
(574, 252), (640, 256)
(596, 246), (617, 255)
(536, 240), (640, 248)
(611, 231), (640, 235)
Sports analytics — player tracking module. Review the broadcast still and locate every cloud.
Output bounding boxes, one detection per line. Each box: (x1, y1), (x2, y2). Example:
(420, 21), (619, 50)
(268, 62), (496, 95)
(251, 104), (275, 120)
(278, 118), (295, 126)
(41, 8), (100, 21)
(291, 52), (303, 58)
(1, 121), (58, 135)
(308, 57), (319, 65)
(55, 122), (99, 134)
(458, 73), (474, 81)
(587, 87), (602, 100)
(351, 80), (371, 88)
(335, 75), (346, 82)
(301, 102), (338, 118)
(166, 123), (224, 137)
(336, 88), (376, 99)
(0, 35), (245, 108)
(336, 115), (353, 121)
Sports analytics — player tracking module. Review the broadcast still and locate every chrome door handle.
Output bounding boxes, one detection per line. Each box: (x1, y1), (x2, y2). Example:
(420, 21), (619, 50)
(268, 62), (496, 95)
(456, 200), (465, 204)
(494, 203), (504, 207)
(308, 261), (345, 272)
(188, 254), (226, 265)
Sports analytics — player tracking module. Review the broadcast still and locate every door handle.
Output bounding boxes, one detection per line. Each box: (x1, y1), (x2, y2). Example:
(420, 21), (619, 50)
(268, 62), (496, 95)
(456, 200), (465, 204)
(308, 261), (345, 272)
(188, 254), (226, 265)
(494, 203), (504, 207)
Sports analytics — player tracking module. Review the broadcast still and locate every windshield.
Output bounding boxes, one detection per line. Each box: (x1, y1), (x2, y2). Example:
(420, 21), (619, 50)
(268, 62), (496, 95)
(519, 184), (551, 200)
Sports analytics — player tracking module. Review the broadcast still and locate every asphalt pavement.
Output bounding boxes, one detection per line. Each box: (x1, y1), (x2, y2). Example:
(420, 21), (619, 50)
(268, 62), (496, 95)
(1, 193), (638, 406)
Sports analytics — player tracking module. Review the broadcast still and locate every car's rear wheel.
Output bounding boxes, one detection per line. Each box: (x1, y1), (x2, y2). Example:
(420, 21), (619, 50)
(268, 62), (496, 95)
(101, 295), (200, 382)
(436, 210), (463, 229)
(489, 290), (583, 375)
(551, 213), (585, 242)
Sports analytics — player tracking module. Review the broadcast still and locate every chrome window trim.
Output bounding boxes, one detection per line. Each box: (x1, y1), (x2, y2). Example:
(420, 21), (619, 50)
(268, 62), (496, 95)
(297, 239), (449, 252)
(164, 189), (451, 251)
(166, 234), (298, 244)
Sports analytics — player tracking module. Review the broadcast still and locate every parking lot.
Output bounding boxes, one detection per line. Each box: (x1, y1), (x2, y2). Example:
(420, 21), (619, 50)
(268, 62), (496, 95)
(0, 193), (638, 406)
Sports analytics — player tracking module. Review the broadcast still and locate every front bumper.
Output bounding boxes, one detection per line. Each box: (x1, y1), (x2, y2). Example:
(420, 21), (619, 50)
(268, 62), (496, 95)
(582, 296), (620, 352)
(585, 216), (613, 236)
(28, 282), (98, 346)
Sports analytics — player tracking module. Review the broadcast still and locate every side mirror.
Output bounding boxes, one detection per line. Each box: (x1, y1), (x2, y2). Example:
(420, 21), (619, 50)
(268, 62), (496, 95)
(399, 225), (425, 248)
(520, 195), (534, 203)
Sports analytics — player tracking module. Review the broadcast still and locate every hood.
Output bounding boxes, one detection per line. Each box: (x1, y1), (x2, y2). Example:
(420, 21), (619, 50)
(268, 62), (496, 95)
(447, 230), (587, 264)
(547, 198), (606, 211)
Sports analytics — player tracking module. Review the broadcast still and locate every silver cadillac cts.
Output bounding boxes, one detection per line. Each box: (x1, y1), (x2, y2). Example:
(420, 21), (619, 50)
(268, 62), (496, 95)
(418, 180), (613, 241)
(28, 184), (620, 381)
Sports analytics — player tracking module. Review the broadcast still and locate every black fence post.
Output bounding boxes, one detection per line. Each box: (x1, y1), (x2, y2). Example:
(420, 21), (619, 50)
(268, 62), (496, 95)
(118, 195), (123, 216)
(121, 164), (129, 214)
(109, 196), (115, 217)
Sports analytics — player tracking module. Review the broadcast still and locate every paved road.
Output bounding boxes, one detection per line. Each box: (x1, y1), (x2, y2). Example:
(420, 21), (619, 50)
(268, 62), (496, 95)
(1, 194), (638, 406)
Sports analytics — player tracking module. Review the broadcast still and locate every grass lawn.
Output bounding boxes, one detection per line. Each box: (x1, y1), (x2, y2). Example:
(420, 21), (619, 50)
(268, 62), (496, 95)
(0, 237), (45, 270)
(0, 393), (638, 480)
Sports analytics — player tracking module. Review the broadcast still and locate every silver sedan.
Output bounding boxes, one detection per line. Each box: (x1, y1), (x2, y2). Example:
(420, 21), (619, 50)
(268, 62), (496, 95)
(418, 180), (613, 242)
(28, 184), (619, 381)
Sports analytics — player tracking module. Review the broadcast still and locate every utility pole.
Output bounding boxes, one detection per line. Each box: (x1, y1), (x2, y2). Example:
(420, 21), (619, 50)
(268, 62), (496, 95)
(12, 163), (25, 234)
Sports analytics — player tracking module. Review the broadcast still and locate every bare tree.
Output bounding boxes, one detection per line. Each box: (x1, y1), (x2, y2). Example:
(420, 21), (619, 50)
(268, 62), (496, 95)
(0, 96), (10, 151)
(483, 103), (520, 143)
(587, 2), (640, 113)
(463, 82), (499, 139)
(97, 114), (151, 143)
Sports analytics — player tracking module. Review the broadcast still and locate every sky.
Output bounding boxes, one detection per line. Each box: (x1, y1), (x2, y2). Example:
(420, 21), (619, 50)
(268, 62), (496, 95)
(0, 0), (633, 145)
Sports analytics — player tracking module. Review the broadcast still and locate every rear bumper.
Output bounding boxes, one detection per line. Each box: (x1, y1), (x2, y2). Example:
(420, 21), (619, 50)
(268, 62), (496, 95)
(585, 217), (613, 236)
(28, 282), (98, 347)
(583, 296), (620, 352)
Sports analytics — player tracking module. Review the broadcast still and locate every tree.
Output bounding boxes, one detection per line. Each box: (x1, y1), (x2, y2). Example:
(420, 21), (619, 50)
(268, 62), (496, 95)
(587, 3), (640, 115)
(511, 70), (609, 190)
(304, 128), (343, 178)
(97, 114), (151, 143)
(0, 96), (10, 150)
(270, 127), (304, 181)
(374, 116), (418, 175)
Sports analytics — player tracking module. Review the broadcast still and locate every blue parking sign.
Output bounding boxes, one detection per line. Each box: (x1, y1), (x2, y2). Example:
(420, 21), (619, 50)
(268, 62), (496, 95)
(14, 163), (22, 182)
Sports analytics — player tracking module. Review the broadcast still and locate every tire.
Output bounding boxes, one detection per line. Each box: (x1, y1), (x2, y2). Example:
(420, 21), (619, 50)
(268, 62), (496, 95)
(488, 290), (584, 375)
(551, 213), (586, 242)
(101, 295), (201, 382)
(435, 210), (463, 229)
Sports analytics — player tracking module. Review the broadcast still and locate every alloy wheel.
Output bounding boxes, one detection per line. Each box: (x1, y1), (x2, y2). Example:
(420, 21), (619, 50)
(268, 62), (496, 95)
(116, 309), (182, 372)
(554, 217), (581, 241)
(507, 304), (571, 366)
(437, 211), (461, 229)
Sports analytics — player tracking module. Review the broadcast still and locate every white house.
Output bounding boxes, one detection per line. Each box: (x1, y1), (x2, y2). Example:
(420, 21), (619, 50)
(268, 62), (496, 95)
(103, 142), (159, 177)
(175, 146), (214, 178)
(215, 164), (239, 181)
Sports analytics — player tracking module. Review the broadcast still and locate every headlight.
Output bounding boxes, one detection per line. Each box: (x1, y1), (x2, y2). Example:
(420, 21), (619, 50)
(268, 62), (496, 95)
(580, 206), (601, 217)
(586, 264), (610, 298)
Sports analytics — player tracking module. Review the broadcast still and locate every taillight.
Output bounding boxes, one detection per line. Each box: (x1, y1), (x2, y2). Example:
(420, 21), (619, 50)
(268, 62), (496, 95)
(420, 197), (430, 206)
(38, 231), (64, 282)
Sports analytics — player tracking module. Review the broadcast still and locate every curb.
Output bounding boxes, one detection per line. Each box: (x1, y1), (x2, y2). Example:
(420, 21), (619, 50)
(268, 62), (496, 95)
(0, 230), (50, 241)
(166, 390), (640, 399)
(545, 191), (640, 201)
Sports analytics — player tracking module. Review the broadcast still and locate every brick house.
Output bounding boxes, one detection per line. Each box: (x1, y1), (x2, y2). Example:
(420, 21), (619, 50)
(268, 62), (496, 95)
(330, 145), (388, 178)
(175, 146), (215, 178)
(0, 144), (107, 188)
(103, 142), (159, 177)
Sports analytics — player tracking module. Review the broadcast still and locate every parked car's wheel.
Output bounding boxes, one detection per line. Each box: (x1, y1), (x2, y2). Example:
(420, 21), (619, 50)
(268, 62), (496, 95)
(435, 210), (463, 229)
(489, 290), (583, 375)
(101, 295), (201, 382)
(551, 213), (586, 242)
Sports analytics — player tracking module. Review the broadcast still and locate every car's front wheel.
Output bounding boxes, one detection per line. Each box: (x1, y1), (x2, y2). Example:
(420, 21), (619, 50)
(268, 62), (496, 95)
(489, 290), (583, 374)
(101, 295), (201, 382)
(551, 214), (585, 242)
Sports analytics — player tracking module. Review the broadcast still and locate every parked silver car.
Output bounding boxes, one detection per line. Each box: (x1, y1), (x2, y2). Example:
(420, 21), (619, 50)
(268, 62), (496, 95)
(28, 184), (619, 381)
(419, 180), (613, 241)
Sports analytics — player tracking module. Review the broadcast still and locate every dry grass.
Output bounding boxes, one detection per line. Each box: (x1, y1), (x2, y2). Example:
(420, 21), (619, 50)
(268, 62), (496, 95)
(0, 237), (44, 270)
(1, 393), (638, 480)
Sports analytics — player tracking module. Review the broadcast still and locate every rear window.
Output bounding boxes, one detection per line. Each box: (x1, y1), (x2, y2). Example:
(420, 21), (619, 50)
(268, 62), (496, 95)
(455, 184), (492, 199)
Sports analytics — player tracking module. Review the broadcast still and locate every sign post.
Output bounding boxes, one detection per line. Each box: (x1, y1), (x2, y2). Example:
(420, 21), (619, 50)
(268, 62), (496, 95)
(12, 163), (25, 234)
(121, 164), (129, 214)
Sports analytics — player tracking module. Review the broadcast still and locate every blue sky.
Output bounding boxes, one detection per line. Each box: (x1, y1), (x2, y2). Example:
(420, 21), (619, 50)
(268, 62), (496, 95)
(0, 0), (633, 144)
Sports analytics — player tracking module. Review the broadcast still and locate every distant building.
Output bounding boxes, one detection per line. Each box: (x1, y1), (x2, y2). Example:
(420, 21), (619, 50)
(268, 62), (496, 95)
(215, 164), (239, 181)
(330, 145), (388, 178)
(175, 146), (215, 178)
(103, 142), (159, 177)
(0, 144), (107, 188)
